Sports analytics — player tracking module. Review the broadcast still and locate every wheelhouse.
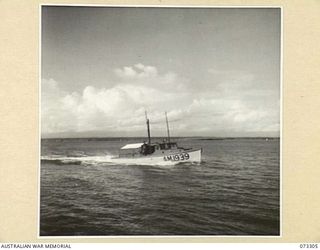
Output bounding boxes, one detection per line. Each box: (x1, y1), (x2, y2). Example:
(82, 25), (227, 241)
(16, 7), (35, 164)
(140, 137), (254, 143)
(159, 142), (178, 150)
(118, 142), (180, 157)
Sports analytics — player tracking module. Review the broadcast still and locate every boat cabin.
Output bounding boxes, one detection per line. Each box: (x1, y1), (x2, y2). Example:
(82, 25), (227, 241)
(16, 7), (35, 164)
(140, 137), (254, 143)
(159, 142), (178, 150)
(119, 142), (179, 157)
(119, 143), (143, 157)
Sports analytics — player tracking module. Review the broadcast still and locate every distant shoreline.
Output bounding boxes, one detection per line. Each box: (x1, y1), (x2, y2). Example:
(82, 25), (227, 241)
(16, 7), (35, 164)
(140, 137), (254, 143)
(41, 136), (280, 141)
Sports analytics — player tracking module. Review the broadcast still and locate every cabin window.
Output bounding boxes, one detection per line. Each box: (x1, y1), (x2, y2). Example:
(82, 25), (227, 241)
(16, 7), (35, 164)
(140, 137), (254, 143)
(159, 143), (177, 150)
(170, 143), (177, 149)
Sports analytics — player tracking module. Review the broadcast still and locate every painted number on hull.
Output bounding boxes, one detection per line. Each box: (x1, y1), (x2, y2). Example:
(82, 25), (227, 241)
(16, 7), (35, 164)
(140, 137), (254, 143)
(164, 153), (190, 161)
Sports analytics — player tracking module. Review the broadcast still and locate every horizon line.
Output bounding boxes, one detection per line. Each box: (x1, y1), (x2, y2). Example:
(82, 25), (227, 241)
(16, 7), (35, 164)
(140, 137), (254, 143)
(41, 135), (280, 139)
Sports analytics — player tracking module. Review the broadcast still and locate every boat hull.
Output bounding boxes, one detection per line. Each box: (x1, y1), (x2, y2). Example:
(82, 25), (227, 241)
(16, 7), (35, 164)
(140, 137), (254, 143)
(111, 148), (202, 166)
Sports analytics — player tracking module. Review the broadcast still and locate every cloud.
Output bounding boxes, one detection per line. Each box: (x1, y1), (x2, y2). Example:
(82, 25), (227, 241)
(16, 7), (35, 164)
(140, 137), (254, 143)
(41, 64), (280, 137)
(114, 64), (158, 79)
(114, 64), (186, 91)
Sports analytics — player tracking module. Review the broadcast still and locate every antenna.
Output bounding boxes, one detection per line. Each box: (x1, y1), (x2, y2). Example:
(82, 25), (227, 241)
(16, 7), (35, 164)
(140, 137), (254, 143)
(165, 111), (171, 143)
(145, 111), (151, 144)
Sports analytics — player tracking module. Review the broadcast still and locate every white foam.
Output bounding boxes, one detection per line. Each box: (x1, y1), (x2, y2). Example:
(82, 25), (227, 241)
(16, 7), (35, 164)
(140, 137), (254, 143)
(41, 155), (115, 164)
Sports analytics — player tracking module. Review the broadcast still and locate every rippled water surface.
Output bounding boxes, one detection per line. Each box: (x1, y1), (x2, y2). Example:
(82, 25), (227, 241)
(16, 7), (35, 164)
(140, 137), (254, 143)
(40, 137), (280, 236)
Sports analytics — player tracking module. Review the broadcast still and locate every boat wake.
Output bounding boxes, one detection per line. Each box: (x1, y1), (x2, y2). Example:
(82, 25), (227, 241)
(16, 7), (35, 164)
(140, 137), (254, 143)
(41, 155), (116, 165)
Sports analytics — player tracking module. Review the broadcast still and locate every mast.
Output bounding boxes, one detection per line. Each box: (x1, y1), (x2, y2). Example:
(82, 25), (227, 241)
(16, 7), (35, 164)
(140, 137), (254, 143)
(145, 111), (151, 144)
(165, 111), (171, 143)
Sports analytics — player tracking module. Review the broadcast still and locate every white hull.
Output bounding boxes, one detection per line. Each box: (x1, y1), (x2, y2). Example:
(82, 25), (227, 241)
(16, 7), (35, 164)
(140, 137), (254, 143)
(111, 148), (202, 166)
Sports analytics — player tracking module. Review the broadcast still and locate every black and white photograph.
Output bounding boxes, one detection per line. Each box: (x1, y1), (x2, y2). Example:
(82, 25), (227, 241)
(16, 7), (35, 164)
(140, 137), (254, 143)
(40, 6), (281, 236)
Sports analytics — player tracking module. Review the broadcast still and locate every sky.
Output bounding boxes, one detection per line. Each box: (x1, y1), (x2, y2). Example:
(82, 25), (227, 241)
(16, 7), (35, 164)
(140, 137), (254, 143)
(41, 6), (281, 138)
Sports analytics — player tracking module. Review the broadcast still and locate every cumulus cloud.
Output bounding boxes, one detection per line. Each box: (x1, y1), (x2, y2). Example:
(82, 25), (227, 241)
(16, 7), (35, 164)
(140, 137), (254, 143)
(113, 64), (186, 92)
(41, 63), (280, 137)
(114, 64), (158, 79)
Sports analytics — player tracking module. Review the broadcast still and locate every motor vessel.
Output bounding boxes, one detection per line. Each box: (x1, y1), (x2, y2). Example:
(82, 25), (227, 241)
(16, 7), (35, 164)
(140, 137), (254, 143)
(111, 112), (202, 166)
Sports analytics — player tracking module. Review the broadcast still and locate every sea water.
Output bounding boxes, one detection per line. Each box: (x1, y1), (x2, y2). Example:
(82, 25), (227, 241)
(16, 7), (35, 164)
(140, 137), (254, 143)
(40, 137), (280, 236)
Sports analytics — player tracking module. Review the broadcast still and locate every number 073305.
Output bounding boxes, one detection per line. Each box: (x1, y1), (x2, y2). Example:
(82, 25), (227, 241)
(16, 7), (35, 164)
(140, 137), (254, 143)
(299, 244), (318, 248)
